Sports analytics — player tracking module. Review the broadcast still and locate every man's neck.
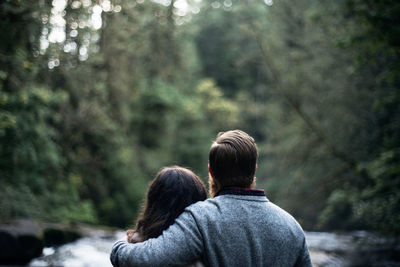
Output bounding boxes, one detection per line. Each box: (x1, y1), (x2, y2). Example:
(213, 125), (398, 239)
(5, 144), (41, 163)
(208, 176), (256, 198)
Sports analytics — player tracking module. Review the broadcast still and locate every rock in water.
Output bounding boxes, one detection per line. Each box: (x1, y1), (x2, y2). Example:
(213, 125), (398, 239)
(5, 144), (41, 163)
(43, 227), (82, 246)
(0, 219), (43, 265)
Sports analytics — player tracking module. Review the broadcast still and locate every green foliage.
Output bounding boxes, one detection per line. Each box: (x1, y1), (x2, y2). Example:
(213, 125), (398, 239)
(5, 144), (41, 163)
(250, 0), (400, 234)
(194, 3), (268, 98)
(0, 183), (43, 219)
(195, 79), (239, 129)
(45, 181), (98, 223)
(354, 150), (400, 234)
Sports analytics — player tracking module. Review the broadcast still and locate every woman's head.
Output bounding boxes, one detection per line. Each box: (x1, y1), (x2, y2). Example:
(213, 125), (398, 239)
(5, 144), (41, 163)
(129, 166), (207, 242)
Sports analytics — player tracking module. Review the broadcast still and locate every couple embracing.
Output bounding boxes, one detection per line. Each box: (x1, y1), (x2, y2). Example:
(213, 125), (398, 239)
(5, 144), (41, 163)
(110, 130), (312, 267)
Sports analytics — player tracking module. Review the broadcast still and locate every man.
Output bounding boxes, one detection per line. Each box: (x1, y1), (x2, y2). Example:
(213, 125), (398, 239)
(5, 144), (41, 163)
(110, 130), (312, 267)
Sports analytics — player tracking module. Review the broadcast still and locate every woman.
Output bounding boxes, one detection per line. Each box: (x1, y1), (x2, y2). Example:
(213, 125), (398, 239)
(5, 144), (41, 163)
(126, 166), (206, 266)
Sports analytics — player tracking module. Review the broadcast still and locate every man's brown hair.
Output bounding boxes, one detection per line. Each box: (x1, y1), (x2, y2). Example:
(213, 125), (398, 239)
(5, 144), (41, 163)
(209, 130), (258, 188)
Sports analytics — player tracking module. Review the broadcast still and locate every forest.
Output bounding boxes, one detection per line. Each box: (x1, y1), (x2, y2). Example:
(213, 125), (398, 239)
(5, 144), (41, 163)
(0, 0), (399, 235)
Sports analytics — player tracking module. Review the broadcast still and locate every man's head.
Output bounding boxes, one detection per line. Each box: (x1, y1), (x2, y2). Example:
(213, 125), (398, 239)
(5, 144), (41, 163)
(208, 130), (258, 194)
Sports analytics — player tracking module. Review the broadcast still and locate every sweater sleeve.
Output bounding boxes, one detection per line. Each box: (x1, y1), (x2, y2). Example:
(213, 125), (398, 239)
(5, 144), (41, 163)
(110, 210), (203, 267)
(294, 237), (312, 267)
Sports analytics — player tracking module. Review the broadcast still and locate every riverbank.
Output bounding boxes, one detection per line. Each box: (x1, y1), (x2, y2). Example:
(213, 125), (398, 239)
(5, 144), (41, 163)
(307, 231), (400, 266)
(2, 220), (399, 266)
(0, 219), (117, 265)
(30, 229), (400, 267)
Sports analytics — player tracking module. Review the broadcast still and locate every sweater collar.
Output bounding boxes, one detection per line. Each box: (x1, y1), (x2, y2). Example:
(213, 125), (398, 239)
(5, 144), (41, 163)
(215, 187), (265, 197)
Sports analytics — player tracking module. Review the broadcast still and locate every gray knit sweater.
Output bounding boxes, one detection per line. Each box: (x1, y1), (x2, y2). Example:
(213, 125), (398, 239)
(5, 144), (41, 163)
(110, 193), (312, 267)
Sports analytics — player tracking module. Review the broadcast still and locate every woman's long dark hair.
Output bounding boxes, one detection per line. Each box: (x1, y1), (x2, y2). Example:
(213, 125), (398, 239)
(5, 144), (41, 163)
(127, 166), (207, 242)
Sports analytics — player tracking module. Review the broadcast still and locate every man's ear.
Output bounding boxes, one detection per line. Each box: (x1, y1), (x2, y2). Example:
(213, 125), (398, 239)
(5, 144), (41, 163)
(208, 165), (214, 178)
(255, 163), (258, 173)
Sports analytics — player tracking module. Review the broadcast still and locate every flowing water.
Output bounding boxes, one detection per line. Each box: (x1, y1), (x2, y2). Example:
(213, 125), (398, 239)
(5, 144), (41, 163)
(29, 229), (122, 267)
(28, 230), (399, 267)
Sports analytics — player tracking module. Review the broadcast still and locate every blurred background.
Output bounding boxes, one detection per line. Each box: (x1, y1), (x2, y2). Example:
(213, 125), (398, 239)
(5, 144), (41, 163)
(0, 0), (399, 239)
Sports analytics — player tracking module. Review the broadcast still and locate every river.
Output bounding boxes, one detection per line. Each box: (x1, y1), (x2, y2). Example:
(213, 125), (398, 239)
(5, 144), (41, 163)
(28, 230), (399, 267)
